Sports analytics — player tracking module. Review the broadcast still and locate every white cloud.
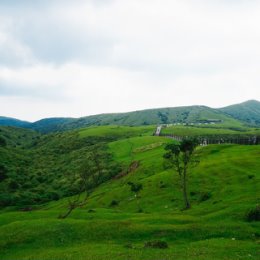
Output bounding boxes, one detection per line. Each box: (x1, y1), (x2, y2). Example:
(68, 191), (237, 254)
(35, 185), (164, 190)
(0, 0), (260, 120)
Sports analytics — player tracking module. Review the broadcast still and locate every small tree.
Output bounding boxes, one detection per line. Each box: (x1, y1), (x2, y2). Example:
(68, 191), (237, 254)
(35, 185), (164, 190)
(59, 150), (104, 219)
(128, 182), (143, 212)
(164, 138), (199, 209)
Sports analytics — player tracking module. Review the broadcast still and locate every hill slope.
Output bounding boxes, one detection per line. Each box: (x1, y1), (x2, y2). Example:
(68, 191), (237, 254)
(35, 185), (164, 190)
(0, 125), (154, 207)
(0, 117), (31, 128)
(0, 125), (259, 259)
(220, 100), (260, 126)
(1, 100), (260, 133)
(55, 105), (243, 132)
(2, 101), (257, 133)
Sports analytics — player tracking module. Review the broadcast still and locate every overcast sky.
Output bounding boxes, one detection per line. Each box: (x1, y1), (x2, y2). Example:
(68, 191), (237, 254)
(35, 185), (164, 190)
(0, 0), (260, 121)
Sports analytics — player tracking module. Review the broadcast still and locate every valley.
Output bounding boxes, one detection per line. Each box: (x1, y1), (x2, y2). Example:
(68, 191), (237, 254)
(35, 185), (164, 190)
(0, 101), (259, 260)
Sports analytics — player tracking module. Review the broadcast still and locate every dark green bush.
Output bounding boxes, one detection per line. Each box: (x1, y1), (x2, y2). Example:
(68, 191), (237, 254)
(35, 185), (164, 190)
(190, 191), (197, 196)
(0, 136), (7, 147)
(0, 165), (7, 182)
(245, 205), (260, 222)
(110, 200), (119, 207)
(144, 240), (168, 249)
(8, 180), (20, 190)
(199, 191), (212, 202)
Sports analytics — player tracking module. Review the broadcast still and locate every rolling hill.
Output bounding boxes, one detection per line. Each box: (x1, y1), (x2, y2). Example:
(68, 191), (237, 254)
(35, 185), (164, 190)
(2, 100), (260, 133)
(0, 117), (31, 128)
(0, 124), (259, 259)
(220, 100), (260, 126)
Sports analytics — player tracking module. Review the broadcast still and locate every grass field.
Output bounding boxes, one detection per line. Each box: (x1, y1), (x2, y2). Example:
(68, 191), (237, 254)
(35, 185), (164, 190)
(0, 126), (259, 260)
(161, 125), (260, 136)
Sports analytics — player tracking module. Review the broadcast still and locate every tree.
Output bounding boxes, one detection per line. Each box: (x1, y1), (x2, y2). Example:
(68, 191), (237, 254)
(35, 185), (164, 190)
(163, 138), (199, 209)
(127, 181), (143, 212)
(0, 165), (7, 182)
(59, 150), (104, 219)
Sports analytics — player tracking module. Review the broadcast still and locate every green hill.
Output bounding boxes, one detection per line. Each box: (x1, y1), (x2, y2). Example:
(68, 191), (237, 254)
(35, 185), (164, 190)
(30, 117), (75, 133)
(57, 105), (243, 131)
(0, 125), (154, 207)
(220, 100), (260, 126)
(0, 125), (259, 259)
(0, 117), (31, 128)
(2, 100), (260, 133)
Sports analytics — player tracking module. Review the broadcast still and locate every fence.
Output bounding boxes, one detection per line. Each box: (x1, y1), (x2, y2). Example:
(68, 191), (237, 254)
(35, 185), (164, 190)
(159, 133), (260, 145)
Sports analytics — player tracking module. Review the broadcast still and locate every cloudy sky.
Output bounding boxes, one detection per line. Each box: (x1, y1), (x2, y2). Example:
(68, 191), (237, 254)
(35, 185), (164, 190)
(0, 0), (260, 121)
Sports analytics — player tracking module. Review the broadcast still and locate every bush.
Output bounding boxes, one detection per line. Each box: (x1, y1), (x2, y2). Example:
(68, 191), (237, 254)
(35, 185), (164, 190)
(0, 136), (7, 147)
(245, 205), (260, 222)
(0, 165), (7, 182)
(110, 200), (119, 207)
(8, 180), (20, 190)
(199, 191), (212, 202)
(0, 193), (15, 207)
(144, 240), (168, 249)
(190, 191), (197, 196)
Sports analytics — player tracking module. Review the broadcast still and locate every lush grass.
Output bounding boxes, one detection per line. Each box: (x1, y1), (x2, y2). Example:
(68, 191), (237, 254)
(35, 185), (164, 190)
(161, 125), (260, 136)
(0, 125), (259, 259)
(0, 125), (154, 207)
(79, 125), (154, 138)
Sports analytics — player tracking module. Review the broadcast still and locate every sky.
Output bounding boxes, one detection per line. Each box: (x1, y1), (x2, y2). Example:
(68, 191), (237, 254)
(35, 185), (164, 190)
(0, 0), (260, 121)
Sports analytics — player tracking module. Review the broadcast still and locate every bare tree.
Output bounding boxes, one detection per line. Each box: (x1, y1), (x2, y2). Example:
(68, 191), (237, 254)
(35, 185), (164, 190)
(59, 151), (103, 219)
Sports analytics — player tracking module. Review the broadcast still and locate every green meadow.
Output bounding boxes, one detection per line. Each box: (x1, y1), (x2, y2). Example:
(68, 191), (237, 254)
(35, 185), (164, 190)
(0, 125), (259, 259)
(161, 125), (260, 136)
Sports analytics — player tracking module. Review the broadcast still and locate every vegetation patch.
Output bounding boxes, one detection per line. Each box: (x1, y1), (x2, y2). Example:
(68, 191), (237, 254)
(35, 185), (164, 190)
(110, 200), (119, 207)
(144, 240), (169, 249)
(245, 205), (260, 222)
(198, 191), (212, 202)
(133, 142), (163, 153)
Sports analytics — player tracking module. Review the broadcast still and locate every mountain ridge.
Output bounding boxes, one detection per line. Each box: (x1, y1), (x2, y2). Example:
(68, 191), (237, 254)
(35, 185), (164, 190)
(1, 100), (259, 132)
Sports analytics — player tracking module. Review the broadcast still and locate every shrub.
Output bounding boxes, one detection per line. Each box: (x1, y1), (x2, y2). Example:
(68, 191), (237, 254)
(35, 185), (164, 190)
(245, 205), (260, 222)
(159, 181), (167, 189)
(0, 165), (7, 182)
(199, 191), (212, 202)
(190, 191), (197, 196)
(144, 240), (168, 249)
(0, 136), (7, 147)
(137, 208), (143, 213)
(110, 200), (119, 207)
(8, 180), (20, 190)
(0, 193), (15, 207)
(124, 243), (134, 249)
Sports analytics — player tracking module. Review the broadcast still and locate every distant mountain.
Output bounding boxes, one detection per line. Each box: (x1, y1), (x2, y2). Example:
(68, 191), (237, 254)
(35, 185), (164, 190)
(1, 100), (259, 133)
(30, 117), (75, 133)
(57, 105), (242, 132)
(220, 100), (260, 126)
(0, 117), (31, 128)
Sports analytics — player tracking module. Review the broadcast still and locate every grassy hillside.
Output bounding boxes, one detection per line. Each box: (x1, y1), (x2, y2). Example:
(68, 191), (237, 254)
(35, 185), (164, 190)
(220, 100), (260, 126)
(0, 117), (31, 128)
(30, 117), (75, 133)
(0, 125), (259, 259)
(0, 125), (154, 207)
(35, 105), (243, 132)
(161, 125), (260, 137)
(3, 100), (259, 133)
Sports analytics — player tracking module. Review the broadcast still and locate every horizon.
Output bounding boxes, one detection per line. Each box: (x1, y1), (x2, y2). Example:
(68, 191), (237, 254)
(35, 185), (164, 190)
(1, 1), (260, 121)
(1, 99), (258, 123)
